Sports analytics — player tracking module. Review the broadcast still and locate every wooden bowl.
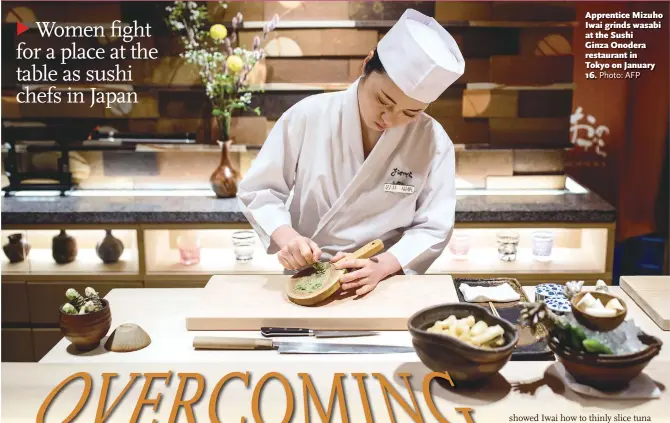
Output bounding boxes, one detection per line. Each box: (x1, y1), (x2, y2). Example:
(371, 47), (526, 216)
(549, 333), (662, 391)
(570, 291), (627, 332)
(59, 299), (112, 352)
(408, 303), (519, 384)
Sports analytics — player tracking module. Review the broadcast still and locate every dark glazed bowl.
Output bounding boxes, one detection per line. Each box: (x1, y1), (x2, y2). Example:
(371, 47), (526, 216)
(408, 303), (519, 384)
(59, 299), (112, 352)
(549, 333), (662, 391)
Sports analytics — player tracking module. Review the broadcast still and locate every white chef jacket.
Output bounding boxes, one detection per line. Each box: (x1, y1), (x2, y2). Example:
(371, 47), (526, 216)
(237, 78), (456, 275)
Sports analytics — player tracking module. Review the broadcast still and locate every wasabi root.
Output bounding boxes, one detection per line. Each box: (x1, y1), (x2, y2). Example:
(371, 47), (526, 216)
(61, 303), (77, 315)
(85, 287), (104, 311)
(66, 288), (86, 310)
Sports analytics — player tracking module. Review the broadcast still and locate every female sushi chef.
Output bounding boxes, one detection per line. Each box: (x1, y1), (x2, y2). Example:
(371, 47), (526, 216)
(237, 9), (465, 295)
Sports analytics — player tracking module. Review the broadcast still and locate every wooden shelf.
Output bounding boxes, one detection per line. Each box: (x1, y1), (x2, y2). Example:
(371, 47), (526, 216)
(241, 20), (578, 30)
(1, 248), (139, 275)
(427, 247), (605, 275)
(147, 248), (282, 275)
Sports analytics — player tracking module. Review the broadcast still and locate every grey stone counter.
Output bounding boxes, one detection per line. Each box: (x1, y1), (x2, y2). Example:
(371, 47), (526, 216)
(1, 192), (615, 225)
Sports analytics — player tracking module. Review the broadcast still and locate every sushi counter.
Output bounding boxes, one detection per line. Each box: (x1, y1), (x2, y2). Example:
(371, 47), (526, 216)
(2, 274), (666, 421)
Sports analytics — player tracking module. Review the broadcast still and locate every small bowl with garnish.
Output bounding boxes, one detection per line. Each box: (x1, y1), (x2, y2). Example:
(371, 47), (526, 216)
(571, 291), (627, 332)
(408, 303), (519, 384)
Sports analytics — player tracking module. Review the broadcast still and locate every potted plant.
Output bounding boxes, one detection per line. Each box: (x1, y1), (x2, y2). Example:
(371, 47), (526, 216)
(165, 1), (279, 197)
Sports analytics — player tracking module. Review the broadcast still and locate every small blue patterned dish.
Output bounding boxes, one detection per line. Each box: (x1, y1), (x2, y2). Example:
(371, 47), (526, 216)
(545, 295), (571, 315)
(535, 283), (565, 302)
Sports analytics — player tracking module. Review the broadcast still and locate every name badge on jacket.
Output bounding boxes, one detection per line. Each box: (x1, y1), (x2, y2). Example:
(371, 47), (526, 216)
(384, 183), (415, 194)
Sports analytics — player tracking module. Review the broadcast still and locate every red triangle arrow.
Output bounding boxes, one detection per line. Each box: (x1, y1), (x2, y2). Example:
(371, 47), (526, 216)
(16, 22), (29, 36)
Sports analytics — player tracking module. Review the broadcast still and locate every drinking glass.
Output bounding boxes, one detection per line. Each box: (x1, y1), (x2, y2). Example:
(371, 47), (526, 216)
(496, 231), (520, 262)
(232, 231), (256, 262)
(177, 233), (201, 266)
(532, 231), (555, 262)
(448, 232), (471, 259)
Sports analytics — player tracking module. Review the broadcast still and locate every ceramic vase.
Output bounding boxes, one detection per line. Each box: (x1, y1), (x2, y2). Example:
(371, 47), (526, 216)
(210, 140), (241, 198)
(52, 230), (78, 264)
(96, 230), (124, 264)
(3, 233), (31, 263)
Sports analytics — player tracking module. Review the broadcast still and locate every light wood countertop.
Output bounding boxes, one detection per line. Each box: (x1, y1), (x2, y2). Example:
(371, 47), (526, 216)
(39, 283), (670, 364)
(3, 279), (668, 421)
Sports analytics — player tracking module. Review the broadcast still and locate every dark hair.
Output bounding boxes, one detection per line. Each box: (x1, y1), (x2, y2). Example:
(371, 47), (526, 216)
(363, 48), (386, 77)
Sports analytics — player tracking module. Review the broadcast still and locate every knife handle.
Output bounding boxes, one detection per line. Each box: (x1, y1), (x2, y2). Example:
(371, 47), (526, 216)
(346, 239), (384, 260)
(193, 336), (274, 350)
(261, 327), (311, 337)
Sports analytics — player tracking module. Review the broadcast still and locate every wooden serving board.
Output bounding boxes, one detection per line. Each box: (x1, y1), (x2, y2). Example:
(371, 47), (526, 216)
(185, 274), (456, 331)
(620, 276), (670, 331)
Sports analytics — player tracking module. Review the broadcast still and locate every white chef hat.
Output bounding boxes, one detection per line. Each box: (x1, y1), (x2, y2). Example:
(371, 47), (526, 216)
(377, 9), (465, 104)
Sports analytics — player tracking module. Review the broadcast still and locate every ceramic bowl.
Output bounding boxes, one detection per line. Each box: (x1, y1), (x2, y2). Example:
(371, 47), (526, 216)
(408, 303), (519, 384)
(571, 291), (627, 332)
(59, 299), (112, 351)
(545, 295), (571, 315)
(535, 283), (565, 302)
(549, 333), (662, 391)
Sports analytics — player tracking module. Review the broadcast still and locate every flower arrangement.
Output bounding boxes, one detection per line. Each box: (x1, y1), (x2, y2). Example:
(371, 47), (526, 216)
(165, 1), (279, 140)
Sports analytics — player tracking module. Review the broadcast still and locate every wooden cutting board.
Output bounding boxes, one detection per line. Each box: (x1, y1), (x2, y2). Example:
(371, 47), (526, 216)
(185, 274), (456, 331)
(620, 276), (670, 331)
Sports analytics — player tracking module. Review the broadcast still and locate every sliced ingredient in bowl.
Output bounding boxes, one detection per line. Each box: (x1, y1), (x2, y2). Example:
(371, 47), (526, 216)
(427, 314), (505, 349)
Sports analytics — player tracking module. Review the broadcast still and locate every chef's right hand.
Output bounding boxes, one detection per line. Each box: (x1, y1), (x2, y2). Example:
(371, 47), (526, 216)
(272, 226), (322, 270)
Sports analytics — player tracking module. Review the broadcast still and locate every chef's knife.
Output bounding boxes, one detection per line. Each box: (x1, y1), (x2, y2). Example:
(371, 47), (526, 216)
(260, 327), (378, 339)
(193, 336), (414, 354)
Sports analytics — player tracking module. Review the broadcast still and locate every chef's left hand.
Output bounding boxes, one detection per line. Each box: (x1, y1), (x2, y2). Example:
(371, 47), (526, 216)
(330, 252), (398, 296)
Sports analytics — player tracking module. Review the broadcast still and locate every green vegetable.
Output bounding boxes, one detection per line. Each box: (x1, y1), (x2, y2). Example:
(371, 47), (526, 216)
(583, 338), (613, 354)
(61, 303), (77, 315)
(85, 287), (104, 311)
(66, 288), (86, 311)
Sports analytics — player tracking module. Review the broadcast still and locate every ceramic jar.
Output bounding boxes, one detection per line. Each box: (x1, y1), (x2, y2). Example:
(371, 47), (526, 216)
(3, 233), (31, 263)
(496, 231), (520, 262)
(52, 230), (78, 264)
(535, 283), (565, 302)
(96, 230), (124, 264)
(210, 140), (241, 198)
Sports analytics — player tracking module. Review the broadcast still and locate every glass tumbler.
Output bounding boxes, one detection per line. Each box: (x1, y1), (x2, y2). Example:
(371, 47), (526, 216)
(232, 231), (256, 262)
(532, 231), (555, 261)
(448, 232), (471, 259)
(177, 233), (201, 266)
(496, 231), (520, 262)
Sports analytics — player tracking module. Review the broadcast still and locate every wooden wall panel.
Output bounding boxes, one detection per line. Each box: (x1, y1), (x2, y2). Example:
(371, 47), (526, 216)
(436, 118), (490, 145)
(230, 117), (268, 146)
(460, 59), (490, 83)
(518, 90), (573, 117)
(519, 28), (573, 56)
(3, 2), (122, 23)
(32, 328), (63, 362)
(491, 56), (573, 85)
(2, 93), (158, 119)
(490, 2), (576, 21)
(2, 281), (30, 323)
(241, 29), (377, 57)
(159, 91), (207, 118)
(266, 59), (351, 83)
(1, 329), (34, 362)
(265, 1), (350, 21)
(513, 150), (566, 174)
(454, 28), (519, 58)
(208, 1), (264, 21)
(462, 90), (517, 118)
(435, 2), (492, 21)
(489, 118), (570, 147)
(349, 1), (435, 20)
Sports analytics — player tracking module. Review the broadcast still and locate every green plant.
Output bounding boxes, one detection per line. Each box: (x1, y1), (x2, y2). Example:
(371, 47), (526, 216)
(165, 1), (279, 139)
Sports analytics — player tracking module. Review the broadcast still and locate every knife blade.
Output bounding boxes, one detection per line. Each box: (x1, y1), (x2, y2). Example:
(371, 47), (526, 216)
(260, 327), (378, 339)
(193, 336), (415, 354)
